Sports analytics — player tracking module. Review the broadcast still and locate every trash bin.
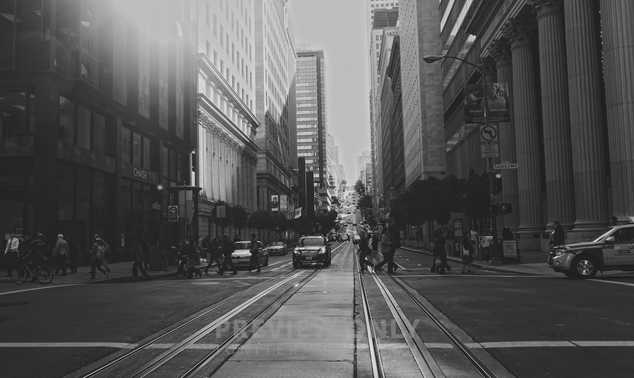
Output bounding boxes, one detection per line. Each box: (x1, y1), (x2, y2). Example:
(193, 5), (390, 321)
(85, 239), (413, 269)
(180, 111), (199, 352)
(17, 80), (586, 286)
(149, 246), (168, 271)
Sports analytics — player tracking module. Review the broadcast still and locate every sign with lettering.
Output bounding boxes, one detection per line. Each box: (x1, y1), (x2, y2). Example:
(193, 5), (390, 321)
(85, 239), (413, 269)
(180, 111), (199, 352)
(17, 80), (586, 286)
(132, 168), (151, 181)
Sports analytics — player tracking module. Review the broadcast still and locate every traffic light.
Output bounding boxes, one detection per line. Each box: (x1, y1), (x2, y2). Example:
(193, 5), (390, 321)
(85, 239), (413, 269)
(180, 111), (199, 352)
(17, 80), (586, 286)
(491, 203), (512, 215)
(156, 184), (165, 207)
(490, 172), (503, 195)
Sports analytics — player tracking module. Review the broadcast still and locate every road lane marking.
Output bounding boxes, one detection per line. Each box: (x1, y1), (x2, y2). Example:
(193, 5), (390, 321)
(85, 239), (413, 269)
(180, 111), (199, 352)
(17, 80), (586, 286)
(0, 284), (79, 296)
(589, 279), (634, 287)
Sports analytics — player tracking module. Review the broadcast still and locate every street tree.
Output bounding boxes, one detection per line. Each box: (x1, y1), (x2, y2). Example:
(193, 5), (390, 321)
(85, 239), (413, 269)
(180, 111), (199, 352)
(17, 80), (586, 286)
(354, 180), (365, 195)
(212, 201), (233, 235)
(232, 205), (248, 239)
(357, 194), (373, 220)
(247, 210), (275, 240)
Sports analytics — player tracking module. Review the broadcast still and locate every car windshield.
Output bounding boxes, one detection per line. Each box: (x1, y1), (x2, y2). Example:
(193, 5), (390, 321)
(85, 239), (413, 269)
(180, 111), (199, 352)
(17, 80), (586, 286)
(587, 228), (615, 242)
(267, 242), (283, 247)
(234, 242), (251, 250)
(300, 237), (325, 247)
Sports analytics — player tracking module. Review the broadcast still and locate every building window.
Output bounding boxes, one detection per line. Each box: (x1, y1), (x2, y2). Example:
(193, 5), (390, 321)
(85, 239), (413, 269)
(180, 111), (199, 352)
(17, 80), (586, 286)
(112, 14), (128, 106)
(122, 127), (131, 164)
(59, 96), (75, 143)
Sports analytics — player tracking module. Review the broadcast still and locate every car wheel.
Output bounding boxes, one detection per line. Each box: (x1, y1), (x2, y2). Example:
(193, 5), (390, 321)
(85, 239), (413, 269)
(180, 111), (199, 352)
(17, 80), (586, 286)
(571, 255), (598, 279)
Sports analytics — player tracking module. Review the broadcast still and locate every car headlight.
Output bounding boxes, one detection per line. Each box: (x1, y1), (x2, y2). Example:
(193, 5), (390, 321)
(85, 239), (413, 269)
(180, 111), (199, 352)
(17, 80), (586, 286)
(317, 247), (325, 254)
(554, 247), (569, 256)
(294, 249), (301, 255)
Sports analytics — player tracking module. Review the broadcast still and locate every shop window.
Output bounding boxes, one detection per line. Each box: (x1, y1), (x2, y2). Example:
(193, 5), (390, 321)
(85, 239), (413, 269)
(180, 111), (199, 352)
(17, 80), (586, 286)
(77, 105), (91, 150)
(59, 96), (75, 143)
(121, 127), (131, 163)
(0, 159), (31, 238)
(76, 166), (90, 240)
(93, 113), (105, 155)
(132, 132), (141, 166)
(121, 179), (131, 231)
(143, 136), (151, 170)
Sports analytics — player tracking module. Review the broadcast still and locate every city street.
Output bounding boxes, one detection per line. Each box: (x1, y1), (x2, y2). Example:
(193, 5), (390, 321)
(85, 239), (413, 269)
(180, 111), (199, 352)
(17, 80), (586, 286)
(1, 243), (634, 377)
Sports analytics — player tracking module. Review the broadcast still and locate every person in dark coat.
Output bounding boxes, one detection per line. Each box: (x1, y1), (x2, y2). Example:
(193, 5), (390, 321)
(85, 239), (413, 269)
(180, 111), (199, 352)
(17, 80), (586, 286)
(356, 228), (374, 272)
(248, 234), (260, 273)
(204, 236), (221, 274)
(175, 239), (189, 278)
(550, 221), (565, 247)
(218, 235), (237, 275)
(132, 240), (149, 277)
(431, 229), (450, 274)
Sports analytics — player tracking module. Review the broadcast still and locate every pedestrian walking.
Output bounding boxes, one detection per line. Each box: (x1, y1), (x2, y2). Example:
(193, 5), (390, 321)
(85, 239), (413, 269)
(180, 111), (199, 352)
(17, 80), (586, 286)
(374, 227), (395, 273)
(90, 236), (111, 280)
(131, 240), (149, 277)
(368, 228), (382, 265)
(431, 229), (451, 274)
(185, 237), (201, 278)
(200, 235), (210, 263)
(356, 228), (374, 272)
(461, 236), (475, 274)
(175, 239), (189, 278)
(204, 236), (222, 274)
(140, 235), (151, 270)
(52, 234), (69, 276)
(218, 234), (237, 275)
(4, 232), (20, 278)
(550, 221), (565, 247)
(66, 236), (78, 274)
(248, 234), (260, 273)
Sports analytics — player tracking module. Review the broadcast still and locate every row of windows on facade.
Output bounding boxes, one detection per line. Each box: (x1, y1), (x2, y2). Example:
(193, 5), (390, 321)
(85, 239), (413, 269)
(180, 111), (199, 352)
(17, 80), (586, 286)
(206, 0), (253, 55)
(208, 44), (253, 92)
(204, 82), (253, 138)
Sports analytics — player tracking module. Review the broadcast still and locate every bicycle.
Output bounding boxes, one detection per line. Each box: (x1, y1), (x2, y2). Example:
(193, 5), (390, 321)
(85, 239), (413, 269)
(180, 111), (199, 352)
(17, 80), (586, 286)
(10, 256), (54, 285)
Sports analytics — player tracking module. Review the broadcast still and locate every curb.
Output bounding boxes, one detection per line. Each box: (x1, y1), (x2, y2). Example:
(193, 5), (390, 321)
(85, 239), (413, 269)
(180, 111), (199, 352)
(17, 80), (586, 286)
(400, 247), (544, 276)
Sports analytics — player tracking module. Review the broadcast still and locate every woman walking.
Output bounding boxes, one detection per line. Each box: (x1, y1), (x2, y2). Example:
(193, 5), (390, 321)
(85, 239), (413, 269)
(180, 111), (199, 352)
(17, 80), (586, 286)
(132, 240), (149, 277)
(52, 234), (69, 276)
(461, 236), (475, 274)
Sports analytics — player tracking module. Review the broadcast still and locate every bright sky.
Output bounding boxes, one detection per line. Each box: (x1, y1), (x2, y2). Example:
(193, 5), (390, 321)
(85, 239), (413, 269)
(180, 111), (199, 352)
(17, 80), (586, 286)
(288, 0), (371, 184)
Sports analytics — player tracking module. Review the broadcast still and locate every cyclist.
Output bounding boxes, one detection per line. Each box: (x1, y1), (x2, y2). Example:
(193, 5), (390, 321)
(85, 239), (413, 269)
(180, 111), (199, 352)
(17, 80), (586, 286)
(19, 235), (46, 282)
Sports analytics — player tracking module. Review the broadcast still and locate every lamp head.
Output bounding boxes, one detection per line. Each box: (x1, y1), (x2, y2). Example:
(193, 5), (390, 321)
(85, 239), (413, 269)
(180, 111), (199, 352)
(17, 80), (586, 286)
(423, 55), (444, 64)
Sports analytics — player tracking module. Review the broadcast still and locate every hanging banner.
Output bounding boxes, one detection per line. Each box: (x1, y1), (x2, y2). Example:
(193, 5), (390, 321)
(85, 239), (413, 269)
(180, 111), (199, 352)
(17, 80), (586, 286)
(271, 195), (279, 212)
(484, 82), (510, 122)
(280, 195), (288, 211)
(294, 207), (302, 219)
(463, 84), (484, 123)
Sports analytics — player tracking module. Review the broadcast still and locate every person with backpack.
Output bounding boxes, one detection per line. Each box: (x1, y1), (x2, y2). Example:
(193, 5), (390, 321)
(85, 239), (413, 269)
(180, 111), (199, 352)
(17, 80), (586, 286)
(204, 236), (221, 274)
(218, 234), (237, 275)
(90, 236), (111, 280)
(356, 228), (374, 272)
(248, 234), (260, 273)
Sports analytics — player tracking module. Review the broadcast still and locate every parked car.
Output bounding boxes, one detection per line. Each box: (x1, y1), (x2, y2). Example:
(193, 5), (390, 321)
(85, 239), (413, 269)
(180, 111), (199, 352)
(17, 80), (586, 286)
(266, 241), (287, 255)
(230, 241), (269, 268)
(549, 223), (634, 278)
(293, 236), (332, 268)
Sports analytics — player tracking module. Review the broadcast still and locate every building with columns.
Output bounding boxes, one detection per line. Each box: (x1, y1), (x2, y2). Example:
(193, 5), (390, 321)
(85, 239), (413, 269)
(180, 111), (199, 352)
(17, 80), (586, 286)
(193, 0), (260, 239)
(253, 0), (297, 214)
(440, 0), (633, 250)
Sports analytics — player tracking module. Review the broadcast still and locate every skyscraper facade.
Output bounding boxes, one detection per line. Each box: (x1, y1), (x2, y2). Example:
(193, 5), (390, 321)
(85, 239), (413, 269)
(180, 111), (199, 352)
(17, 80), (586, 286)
(0, 0), (196, 251)
(194, 0), (260, 238)
(296, 48), (329, 190)
(253, 0), (297, 213)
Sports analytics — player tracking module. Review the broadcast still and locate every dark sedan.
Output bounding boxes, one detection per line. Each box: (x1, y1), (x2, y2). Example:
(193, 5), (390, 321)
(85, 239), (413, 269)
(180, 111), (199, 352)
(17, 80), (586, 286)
(293, 236), (332, 268)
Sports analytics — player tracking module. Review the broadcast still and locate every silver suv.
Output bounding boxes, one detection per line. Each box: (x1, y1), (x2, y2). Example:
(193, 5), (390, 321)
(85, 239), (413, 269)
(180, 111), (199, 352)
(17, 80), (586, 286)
(549, 224), (634, 278)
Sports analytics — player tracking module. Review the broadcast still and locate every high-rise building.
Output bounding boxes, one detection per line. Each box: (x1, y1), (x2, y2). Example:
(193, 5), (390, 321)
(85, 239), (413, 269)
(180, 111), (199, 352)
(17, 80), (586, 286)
(193, 0), (260, 238)
(0, 0), (196, 250)
(253, 0), (297, 214)
(296, 47), (329, 190)
(399, 0), (445, 186)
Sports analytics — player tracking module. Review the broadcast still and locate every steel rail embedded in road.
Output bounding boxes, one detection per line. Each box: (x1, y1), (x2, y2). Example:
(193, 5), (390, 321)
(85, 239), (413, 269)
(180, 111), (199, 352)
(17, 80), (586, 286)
(356, 247), (385, 378)
(80, 268), (305, 378)
(384, 274), (497, 378)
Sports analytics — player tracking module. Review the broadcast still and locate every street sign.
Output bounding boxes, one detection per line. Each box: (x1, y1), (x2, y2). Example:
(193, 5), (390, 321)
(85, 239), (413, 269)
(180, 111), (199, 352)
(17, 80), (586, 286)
(480, 125), (498, 142)
(168, 205), (178, 223)
(493, 163), (519, 169)
(152, 203), (161, 210)
(481, 142), (499, 158)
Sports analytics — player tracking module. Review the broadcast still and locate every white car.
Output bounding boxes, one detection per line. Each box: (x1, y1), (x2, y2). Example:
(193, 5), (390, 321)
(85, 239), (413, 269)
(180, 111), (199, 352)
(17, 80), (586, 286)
(230, 241), (269, 268)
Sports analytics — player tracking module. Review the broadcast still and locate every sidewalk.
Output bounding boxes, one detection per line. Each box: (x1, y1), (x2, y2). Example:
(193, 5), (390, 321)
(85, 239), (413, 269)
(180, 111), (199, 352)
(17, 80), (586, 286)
(1, 260), (215, 285)
(401, 246), (555, 276)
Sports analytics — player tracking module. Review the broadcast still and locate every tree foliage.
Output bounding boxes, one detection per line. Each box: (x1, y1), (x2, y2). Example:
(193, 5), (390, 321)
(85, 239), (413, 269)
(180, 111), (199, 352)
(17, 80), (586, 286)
(464, 169), (491, 219)
(354, 180), (365, 195)
(232, 205), (248, 231)
(247, 210), (275, 231)
(357, 194), (373, 220)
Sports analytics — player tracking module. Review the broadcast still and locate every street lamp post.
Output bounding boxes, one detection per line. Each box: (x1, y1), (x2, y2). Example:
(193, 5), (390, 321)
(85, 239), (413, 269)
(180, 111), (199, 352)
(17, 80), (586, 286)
(423, 54), (502, 263)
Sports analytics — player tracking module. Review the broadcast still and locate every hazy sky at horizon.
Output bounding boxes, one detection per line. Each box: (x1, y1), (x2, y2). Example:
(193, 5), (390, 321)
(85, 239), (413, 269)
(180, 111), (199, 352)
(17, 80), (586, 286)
(288, 0), (371, 184)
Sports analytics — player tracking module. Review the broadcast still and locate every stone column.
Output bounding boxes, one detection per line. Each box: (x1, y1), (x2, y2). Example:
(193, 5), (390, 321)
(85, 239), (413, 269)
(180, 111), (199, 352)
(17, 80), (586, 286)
(564, 0), (609, 232)
(600, 0), (634, 219)
(489, 39), (519, 232)
(529, 0), (576, 230)
(503, 19), (543, 250)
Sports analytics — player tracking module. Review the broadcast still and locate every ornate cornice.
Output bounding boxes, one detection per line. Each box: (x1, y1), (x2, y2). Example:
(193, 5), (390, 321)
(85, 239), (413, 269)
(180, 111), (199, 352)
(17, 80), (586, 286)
(502, 18), (538, 48)
(489, 39), (512, 66)
(527, 0), (563, 18)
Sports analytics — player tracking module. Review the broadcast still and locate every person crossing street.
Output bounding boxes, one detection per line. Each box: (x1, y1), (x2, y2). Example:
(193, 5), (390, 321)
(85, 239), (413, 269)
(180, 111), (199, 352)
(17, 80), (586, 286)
(218, 235), (237, 275)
